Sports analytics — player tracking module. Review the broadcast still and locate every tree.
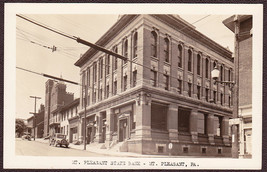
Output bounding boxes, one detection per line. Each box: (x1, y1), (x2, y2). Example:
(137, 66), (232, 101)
(16, 119), (26, 137)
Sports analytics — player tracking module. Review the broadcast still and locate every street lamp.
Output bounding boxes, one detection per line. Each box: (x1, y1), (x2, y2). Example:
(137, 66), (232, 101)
(211, 66), (235, 88)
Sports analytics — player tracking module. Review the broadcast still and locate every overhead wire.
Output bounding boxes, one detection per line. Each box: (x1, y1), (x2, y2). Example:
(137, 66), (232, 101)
(16, 14), (234, 99)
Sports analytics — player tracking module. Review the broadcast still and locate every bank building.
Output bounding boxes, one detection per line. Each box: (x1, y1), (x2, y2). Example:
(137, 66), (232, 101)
(74, 15), (234, 156)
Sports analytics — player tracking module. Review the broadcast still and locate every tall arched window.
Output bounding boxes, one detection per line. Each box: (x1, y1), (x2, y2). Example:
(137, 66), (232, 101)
(188, 49), (192, 72)
(164, 38), (169, 62)
(151, 31), (157, 57)
(114, 47), (118, 70)
(123, 39), (128, 64)
(220, 65), (224, 81)
(197, 54), (201, 75)
(205, 58), (209, 78)
(133, 32), (138, 58)
(178, 44), (183, 68)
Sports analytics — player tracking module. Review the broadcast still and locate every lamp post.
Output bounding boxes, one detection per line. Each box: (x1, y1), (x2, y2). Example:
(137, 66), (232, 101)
(211, 65), (239, 158)
(83, 84), (88, 150)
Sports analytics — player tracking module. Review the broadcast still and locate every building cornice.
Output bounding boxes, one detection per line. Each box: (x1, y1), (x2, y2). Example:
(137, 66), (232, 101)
(74, 15), (139, 67)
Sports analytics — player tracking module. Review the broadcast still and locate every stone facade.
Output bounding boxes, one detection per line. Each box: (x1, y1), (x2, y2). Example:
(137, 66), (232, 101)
(75, 15), (234, 156)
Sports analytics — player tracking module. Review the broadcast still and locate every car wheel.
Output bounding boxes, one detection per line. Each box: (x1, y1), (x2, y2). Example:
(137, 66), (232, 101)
(66, 145), (69, 148)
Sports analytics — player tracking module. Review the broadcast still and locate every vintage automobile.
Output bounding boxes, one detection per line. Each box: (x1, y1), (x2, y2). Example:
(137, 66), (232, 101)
(21, 132), (32, 141)
(49, 133), (69, 148)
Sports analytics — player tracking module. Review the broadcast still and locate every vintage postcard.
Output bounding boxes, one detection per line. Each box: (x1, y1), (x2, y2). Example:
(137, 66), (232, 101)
(4, 3), (263, 169)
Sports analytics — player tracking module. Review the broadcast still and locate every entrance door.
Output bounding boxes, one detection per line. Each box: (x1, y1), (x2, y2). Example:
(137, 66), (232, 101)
(102, 126), (106, 143)
(119, 119), (127, 142)
(87, 127), (92, 144)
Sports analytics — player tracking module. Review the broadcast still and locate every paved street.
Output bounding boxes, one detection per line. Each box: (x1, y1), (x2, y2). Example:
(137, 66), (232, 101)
(15, 138), (105, 157)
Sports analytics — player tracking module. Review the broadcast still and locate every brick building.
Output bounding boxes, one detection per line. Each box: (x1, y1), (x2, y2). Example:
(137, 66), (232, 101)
(75, 15), (234, 156)
(44, 79), (74, 137)
(223, 15), (252, 158)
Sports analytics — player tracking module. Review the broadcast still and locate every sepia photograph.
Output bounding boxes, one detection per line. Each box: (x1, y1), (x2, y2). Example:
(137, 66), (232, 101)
(4, 3), (263, 170)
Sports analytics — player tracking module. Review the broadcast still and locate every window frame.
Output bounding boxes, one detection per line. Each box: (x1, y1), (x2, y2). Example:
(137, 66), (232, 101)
(151, 31), (157, 58)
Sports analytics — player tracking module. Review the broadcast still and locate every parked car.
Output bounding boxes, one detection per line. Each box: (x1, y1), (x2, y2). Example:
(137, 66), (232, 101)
(21, 132), (32, 141)
(49, 133), (69, 148)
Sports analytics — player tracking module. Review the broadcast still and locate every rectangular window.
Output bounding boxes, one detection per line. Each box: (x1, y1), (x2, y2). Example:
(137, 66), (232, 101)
(197, 55), (201, 75)
(87, 67), (90, 87)
(205, 59), (209, 78)
(229, 96), (231, 107)
(114, 114), (118, 132)
(197, 86), (201, 100)
(133, 70), (137, 87)
(178, 45), (182, 68)
(213, 91), (217, 104)
(67, 125), (68, 135)
(114, 57), (118, 70)
(220, 65), (223, 81)
(93, 91), (96, 103)
(188, 83), (192, 97)
(106, 85), (109, 98)
(177, 79), (182, 94)
(99, 88), (102, 101)
(197, 113), (207, 135)
(133, 32), (138, 58)
(114, 81), (117, 95)
(163, 74), (169, 90)
(214, 116), (222, 136)
(221, 93), (223, 105)
(178, 108), (190, 133)
(106, 55), (110, 75)
(100, 58), (103, 79)
(151, 70), (157, 87)
(151, 103), (168, 131)
(205, 88), (209, 102)
(93, 62), (97, 83)
(123, 75), (127, 91)
(188, 50), (192, 72)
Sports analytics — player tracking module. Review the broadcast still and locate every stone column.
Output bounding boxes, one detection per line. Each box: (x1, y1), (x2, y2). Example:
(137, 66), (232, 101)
(207, 114), (215, 145)
(105, 108), (114, 148)
(135, 92), (152, 140)
(78, 117), (83, 143)
(168, 104), (179, 142)
(190, 109), (198, 144)
(94, 112), (102, 143)
(221, 116), (230, 146)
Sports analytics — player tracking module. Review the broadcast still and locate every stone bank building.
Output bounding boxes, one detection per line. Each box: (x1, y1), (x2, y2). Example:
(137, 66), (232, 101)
(75, 15), (234, 156)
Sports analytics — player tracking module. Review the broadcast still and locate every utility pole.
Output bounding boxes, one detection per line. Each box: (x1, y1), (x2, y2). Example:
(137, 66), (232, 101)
(232, 15), (240, 158)
(83, 84), (88, 150)
(30, 96), (41, 141)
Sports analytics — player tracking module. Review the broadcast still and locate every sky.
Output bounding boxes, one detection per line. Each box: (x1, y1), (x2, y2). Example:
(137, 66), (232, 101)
(15, 14), (234, 119)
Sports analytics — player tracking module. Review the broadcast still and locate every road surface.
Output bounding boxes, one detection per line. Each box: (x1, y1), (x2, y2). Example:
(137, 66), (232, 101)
(16, 138), (105, 157)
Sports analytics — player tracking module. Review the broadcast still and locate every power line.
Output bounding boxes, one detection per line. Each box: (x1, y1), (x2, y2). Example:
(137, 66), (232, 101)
(16, 14), (76, 41)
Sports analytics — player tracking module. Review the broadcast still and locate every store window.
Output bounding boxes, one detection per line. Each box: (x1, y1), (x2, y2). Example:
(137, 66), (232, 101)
(178, 108), (190, 133)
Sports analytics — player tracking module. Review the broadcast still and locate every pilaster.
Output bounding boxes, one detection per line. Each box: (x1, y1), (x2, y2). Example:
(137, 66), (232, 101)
(207, 114), (215, 145)
(168, 104), (179, 142)
(190, 109), (198, 144)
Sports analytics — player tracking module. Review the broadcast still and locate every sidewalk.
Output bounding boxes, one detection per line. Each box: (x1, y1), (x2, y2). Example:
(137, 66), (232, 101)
(34, 138), (231, 158)
(35, 138), (156, 157)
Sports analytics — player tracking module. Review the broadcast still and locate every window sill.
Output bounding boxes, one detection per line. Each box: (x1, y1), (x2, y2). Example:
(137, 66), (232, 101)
(151, 56), (158, 61)
(164, 61), (171, 66)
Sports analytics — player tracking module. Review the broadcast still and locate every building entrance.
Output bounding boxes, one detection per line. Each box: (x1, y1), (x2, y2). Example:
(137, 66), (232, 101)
(119, 119), (127, 142)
